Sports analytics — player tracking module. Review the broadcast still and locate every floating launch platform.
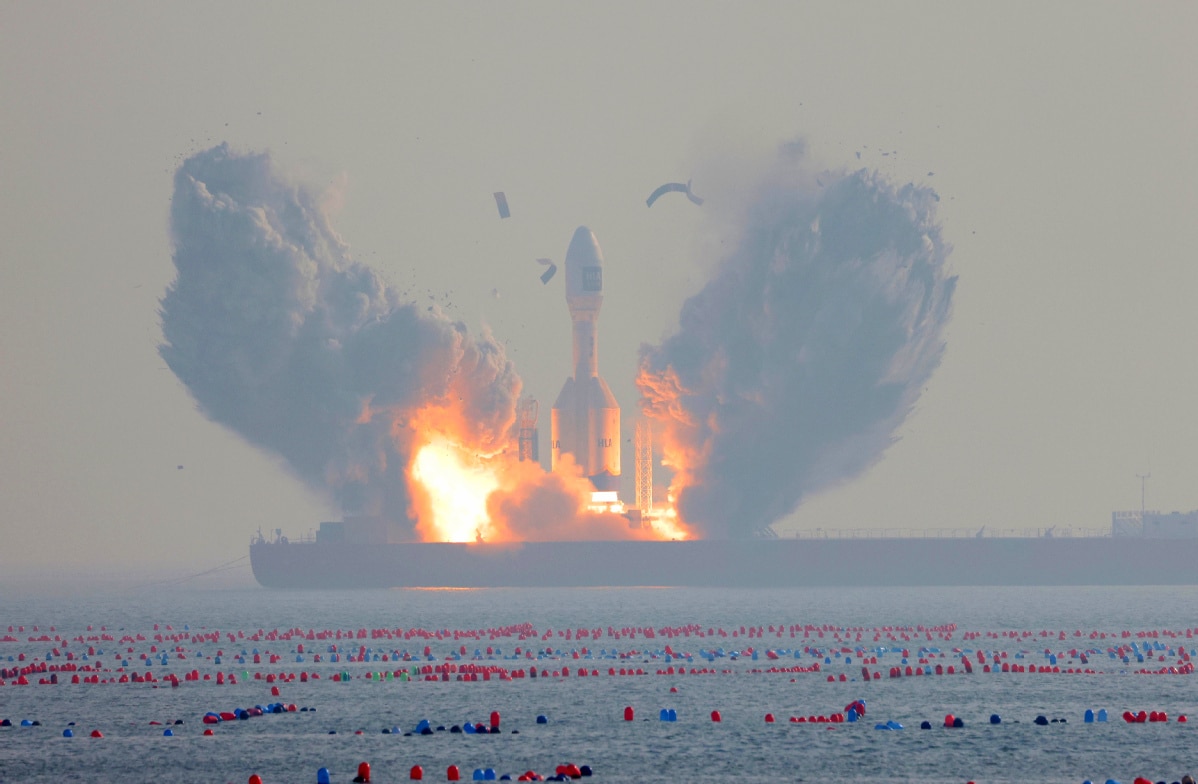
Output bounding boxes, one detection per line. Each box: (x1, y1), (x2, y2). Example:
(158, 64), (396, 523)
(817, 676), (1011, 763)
(250, 533), (1198, 588)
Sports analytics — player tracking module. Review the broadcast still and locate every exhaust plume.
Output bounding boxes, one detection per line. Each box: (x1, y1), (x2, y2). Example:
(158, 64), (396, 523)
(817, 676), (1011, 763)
(160, 144), (520, 536)
(638, 145), (956, 538)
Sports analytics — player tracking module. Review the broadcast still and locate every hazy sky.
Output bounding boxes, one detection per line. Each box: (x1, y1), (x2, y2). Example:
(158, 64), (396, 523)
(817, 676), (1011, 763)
(2, 2), (1196, 577)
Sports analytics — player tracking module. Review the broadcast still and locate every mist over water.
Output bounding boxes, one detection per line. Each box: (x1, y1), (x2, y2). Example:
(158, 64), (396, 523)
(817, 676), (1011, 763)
(160, 145), (521, 534)
(639, 147), (956, 538)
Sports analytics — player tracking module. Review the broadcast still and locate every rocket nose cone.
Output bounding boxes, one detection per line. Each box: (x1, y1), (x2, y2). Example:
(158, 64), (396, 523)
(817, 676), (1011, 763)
(565, 226), (604, 267)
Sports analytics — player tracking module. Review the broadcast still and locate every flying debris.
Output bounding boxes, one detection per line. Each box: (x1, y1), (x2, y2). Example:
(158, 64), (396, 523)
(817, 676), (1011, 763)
(493, 192), (511, 219)
(646, 179), (703, 208)
(536, 258), (557, 285)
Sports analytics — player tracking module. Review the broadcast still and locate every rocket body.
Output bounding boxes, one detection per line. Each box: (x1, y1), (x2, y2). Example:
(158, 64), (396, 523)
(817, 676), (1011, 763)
(551, 227), (621, 492)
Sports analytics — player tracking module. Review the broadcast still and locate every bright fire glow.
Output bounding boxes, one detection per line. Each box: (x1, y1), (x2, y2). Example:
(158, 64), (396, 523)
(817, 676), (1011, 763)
(411, 437), (499, 542)
(650, 505), (690, 541)
(403, 404), (694, 543)
(587, 490), (625, 513)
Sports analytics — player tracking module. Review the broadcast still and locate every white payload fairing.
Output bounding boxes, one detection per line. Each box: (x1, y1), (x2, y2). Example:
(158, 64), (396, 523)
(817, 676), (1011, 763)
(551, 226), (621, 492)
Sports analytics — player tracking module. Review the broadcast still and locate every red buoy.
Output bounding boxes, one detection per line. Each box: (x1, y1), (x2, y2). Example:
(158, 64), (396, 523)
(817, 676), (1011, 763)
(447, 764), (460, 781)
(249, 776), (262, 784)
(943, 714), (955, 728)
(410, 765), (423, 780)
(90, 729), (103, 738)
(490, 710), (500, 729)
(356, 761), (371, 782)
(765, 713), (775, 723)
(623, 706), (634, 721)
(711, 710), (722, 722)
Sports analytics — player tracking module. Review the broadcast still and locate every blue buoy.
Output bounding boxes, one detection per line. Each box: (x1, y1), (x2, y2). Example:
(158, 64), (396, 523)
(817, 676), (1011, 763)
(846, 708), (858, 722)
(990, 714), (1001, 724)
(952, 717), (964, 728)
(920, 721), (932, 730)
(886, 720), (903, 730)
(317, 767), (332, 784)
(1084, 709), (1095, 723)
(62, 729), (73, 737)
(484, 769), (496, 780)
(659, 708), (669, 721)
(163, 729), (173, 736)
(473, 770), (486, 781)
(536, 715), (548, 724)
(464, 722), (476, 734)
(1097, 709), (1108, 722)
(1034, 715), (1048, 726)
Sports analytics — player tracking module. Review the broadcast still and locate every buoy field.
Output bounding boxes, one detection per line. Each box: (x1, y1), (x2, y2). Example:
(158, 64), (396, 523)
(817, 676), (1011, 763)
(3, 585), (1198, 783)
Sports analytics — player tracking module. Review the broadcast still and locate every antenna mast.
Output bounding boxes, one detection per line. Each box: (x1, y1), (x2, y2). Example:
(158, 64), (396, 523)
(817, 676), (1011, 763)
(1136, 472), (1150, 518)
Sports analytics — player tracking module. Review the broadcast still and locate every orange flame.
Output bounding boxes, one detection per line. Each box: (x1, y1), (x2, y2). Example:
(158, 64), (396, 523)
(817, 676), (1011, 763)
(403, 403), (690, 543)
(635, 363), (703, 535)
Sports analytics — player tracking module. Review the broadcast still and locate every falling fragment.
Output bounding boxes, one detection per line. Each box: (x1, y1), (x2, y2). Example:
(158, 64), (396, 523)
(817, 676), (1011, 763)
(493, 192), (510, 219)
(647, 179), (703, 208)
(537, 258), (557, 284)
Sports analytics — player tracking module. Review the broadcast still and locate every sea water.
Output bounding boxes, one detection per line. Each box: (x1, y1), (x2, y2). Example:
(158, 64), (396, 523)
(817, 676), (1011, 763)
(1, 584), (1196, 783)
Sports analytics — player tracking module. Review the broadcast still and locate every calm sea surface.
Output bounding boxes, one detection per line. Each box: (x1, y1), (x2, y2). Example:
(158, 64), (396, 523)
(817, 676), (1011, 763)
(2, 584), (1197, 783)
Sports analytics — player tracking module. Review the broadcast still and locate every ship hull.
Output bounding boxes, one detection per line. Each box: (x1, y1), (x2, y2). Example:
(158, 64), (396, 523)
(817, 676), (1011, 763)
(249, 537), (1198, 588)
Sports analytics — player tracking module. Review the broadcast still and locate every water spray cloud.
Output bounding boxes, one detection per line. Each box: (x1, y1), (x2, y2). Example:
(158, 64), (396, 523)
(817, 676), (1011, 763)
(638, 147), (956, 538)
(159, 145), (520, 536)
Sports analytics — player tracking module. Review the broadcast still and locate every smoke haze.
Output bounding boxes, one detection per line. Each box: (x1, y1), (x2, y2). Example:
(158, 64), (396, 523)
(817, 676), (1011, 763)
(638, 145), (956, 538)
(160, 145), (521, 534)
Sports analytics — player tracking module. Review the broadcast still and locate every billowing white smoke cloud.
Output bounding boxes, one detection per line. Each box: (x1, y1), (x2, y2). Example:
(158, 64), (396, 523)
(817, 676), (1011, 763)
(638, 147), (956, 538)
(160, 145), (521, 533)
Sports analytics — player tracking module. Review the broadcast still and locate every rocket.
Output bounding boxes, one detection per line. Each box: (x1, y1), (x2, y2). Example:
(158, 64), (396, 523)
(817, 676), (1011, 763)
(551, 226), (620, 492)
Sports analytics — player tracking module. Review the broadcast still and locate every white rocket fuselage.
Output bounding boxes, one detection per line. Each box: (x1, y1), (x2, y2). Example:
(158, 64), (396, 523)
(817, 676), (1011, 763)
(550, 227), (620, 492)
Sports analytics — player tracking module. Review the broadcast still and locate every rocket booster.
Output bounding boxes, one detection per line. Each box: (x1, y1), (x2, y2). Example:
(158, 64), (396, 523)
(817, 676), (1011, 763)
(550, 226), (621, 492)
